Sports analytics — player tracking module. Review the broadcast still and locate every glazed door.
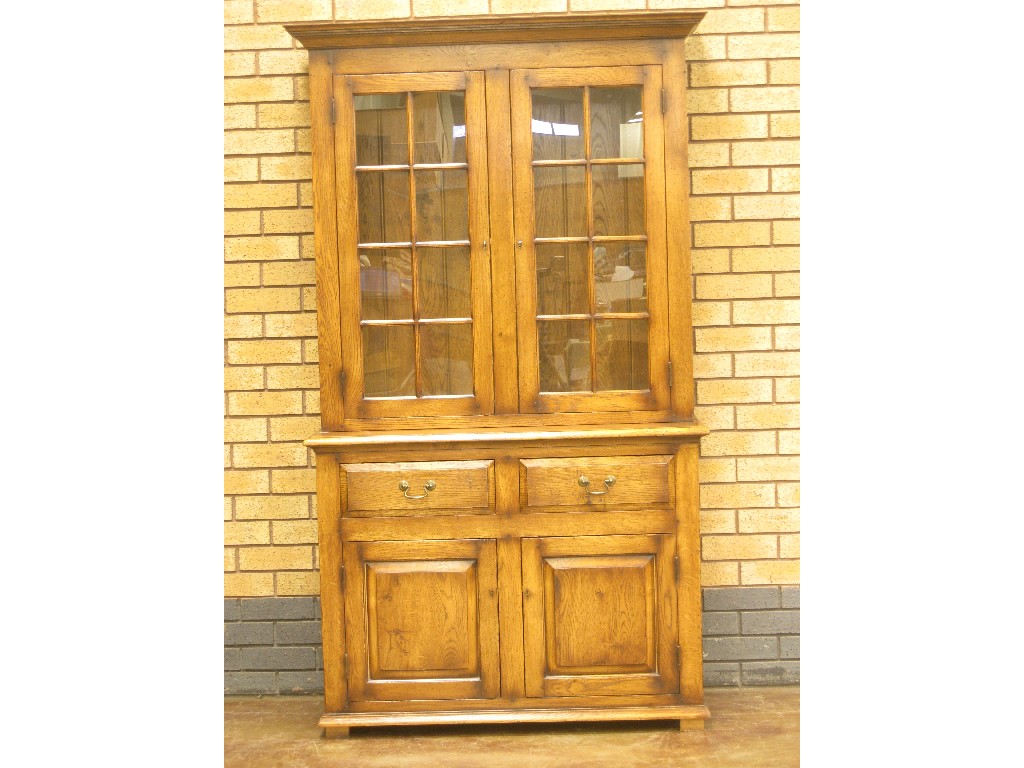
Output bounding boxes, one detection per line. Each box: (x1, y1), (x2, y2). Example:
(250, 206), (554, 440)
(335, 72), (494, 419)
(522, 534), (679, 697)
(510, 67), (671, 416)
(343, 538), (500, 702)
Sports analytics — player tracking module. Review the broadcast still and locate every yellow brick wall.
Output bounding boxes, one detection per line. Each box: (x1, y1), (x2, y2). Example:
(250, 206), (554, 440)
(223, 0), (800, 596)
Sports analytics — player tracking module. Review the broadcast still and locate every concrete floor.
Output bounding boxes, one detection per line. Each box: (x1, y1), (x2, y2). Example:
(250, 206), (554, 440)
(225, 687), (799, 767)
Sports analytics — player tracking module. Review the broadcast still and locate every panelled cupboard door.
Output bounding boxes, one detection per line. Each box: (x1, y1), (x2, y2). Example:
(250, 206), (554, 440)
(511, 67), (671, 416)
(343, 539), (500, 702)
(522, 534), (679, 697)
(334, 71), (495, 419)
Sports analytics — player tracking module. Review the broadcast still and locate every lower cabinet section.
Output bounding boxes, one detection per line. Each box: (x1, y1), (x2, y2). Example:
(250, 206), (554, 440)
(311, 431), (707, 735)
(522, 534), (679, 697)
(343, 539), (500, 702)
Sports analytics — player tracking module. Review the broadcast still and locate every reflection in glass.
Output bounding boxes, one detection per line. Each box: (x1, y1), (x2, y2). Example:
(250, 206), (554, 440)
(357, 170), (410, 244)
(592, 165), (644, 236)
(415, 170), (468, 242)
(596, 318), (649, 391)
(362, 324), (416, 397)
(359, 249), (413, 321)
(532, 88), (584, 161)
(355, 93), (407, 166)
(590, 87), (643, 160)
(421, 323), (473, 396)
(539, 320), (590, 392)
(594, 242), (647, 314)
(536, 242), (589, 316)
(412, 92), (467, 164)
(418, 247), (471, 319)
(534, 166), (586, 238)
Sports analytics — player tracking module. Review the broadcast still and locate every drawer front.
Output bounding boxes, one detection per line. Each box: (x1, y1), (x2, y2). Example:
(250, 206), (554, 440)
(343, 460), (495, 516)
(520, 455), (674, 509)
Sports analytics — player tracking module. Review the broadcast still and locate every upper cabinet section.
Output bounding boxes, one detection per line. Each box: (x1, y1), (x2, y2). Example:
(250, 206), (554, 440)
(291, 12), (704, 431)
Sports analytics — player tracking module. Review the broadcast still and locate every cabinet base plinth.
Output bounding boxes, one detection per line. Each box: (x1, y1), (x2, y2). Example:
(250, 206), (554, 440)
(319, 704), (709, 733)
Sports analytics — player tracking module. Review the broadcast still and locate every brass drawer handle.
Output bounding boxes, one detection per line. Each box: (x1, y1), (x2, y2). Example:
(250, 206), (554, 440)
(399, 479), (436, 500)
(578, 475), (616, 496)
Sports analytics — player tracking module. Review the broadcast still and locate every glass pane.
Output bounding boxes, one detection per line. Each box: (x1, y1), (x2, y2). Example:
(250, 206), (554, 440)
(412, 92), (467, 165)
(359, 248), (413, 320)
(594, 242), (647, 314)
(354, 93), (407, 166)
(421, 323), (473, 396)
(362, 324), (415, 397)
(590, 87), (644, 160)
(419, 247), (471, 320)
(538, 319), (590, 393)
(592, 165), (644, 237)
(357, 170), (410, 244)
(532, 88), (584, 161)
(534, 166), (586, 238)
(415, 169), (468, 242)
(596, 318), (649, 391)
(536, 242), (589, 316)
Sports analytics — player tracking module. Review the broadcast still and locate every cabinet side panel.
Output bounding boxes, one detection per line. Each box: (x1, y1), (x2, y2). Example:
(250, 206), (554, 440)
(317, 454), (347, 711)
(663, 42), (695, 417)
(675, 441), (703, 702)
(309, 50), (344, 428)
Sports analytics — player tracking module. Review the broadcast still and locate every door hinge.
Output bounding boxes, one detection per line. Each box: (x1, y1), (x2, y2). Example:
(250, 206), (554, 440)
(676, 644), (682, 669)
(343, 652), (349, 677)
(667, 360), (674, 389)
(673, 553), (680, 582)
(330, 97), (336, 124)
(661, 88), (667, 115)
(338, 369), (346, 391)
(339, 565), (345, 591)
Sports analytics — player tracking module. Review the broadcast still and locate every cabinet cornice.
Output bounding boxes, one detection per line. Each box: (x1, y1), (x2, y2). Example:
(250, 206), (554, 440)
(286, 11), (706, 51)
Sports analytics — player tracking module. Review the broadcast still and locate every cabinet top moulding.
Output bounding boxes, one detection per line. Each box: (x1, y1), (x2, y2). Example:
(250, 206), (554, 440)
(284, 10), (706, 51)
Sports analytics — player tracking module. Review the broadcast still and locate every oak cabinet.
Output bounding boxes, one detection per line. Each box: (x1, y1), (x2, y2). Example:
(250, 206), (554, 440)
(288, 10), (709, 736)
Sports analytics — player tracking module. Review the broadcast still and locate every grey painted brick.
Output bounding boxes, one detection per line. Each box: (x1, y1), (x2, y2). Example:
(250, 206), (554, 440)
(225, 622), (274, 646)
(316, 647), (323, 671)
(701, 611), (740, 636)
(741, 610), (799, 636)
(225, 648), (241, 671)
(240, 647), (317, 671)
(314, 599), (322, 620)
(703, 663), (740, 687)
(781, 586), (799, 608)
(240, 597), (319, 621)
(278, 671), (325, 694)
(703, 586), (780, 611)
(275, 620), (322, 646)
(780, 636), (800, 659)
(742, 661), (799, 686)
(225, 598), (241, 622)
(225, 672), (277, 695)
(703, 636), (778, 662)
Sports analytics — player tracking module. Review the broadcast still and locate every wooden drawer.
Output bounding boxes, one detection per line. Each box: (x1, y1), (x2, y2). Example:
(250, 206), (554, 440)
(342, 460), (495, 516)
(519, 455), (674, 510)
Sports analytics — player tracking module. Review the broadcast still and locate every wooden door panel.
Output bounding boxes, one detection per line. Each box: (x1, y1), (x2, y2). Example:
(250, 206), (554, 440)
(511, 66), (671, 417)
(335, 71), (494, 421)
(523, 534), (678, 697)
(344, 539), (500, 702)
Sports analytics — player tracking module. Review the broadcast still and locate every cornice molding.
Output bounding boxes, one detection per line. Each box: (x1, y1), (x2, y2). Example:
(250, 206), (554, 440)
(285, 11), (706, 50)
